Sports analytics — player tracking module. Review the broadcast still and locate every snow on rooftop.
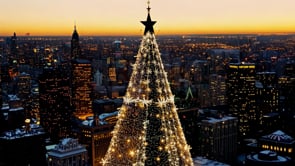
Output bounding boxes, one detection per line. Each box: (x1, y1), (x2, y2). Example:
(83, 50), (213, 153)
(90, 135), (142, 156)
(204, 116), (237, 124)
(193, 156), (230, 166)
(263, 130), (294, 142)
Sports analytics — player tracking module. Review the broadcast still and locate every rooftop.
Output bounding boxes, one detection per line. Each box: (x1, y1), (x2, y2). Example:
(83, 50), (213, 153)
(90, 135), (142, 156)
(193, 156), (230, 166)
(261, 130), (295, 144)
(0, 124), (45, 140)
(47, 138), (87, 158)
(246, 150), (291, 163)
(202, 116), (237, 124)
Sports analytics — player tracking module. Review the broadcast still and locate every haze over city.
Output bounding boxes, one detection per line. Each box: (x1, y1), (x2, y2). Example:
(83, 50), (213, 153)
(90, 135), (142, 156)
(1, 0), (295, 36)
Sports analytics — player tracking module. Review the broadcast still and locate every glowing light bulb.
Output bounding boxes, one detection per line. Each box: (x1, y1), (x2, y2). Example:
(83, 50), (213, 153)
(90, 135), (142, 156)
(129, 150), (135, 157)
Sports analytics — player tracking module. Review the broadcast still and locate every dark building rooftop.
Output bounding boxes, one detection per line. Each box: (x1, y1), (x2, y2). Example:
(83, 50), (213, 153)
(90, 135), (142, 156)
(261, 130), (295, 144)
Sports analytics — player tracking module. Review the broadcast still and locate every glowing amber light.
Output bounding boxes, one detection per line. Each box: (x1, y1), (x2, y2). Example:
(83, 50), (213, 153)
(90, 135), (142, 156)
(156, 157), (160, 161)
(129, 150), (135, 157)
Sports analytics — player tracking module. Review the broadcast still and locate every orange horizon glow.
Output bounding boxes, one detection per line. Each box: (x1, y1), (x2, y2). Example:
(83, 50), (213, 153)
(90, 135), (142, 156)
(2, 24), (295, 37)
(1, 0), (295, 36)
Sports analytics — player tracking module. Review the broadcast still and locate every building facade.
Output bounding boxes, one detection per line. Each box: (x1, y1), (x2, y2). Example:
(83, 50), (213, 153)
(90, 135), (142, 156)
(71, 26), (93, 119)
(227, 63), (256, 137)
(200, 116), (238, 163)
(47, 138), (88, 166)
(80, 121), (115, 166)
(39, 67), (72, 142)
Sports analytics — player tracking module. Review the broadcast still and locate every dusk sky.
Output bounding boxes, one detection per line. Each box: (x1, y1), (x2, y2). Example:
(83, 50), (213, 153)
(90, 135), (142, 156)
(1, 0), (295, 36)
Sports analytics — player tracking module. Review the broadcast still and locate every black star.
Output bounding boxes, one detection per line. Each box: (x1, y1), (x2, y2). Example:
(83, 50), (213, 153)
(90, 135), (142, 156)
(141, 6), (156, 35)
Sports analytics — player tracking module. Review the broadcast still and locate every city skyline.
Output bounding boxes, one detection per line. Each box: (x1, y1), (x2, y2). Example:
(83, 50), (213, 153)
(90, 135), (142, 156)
(1, 0), (295, 36)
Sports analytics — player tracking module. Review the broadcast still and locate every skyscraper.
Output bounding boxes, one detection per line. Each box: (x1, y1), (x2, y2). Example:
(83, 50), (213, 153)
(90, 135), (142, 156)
(227, 63), (256, 137)
(255, 72), (279, 128)
(10, 32), (18, 66)
(71, 26), (93, 119)
(71, 25), (81, 60)
(39, 66), (72, 142)
(102, 2), (193, 165)
(17, 72), (31, 99)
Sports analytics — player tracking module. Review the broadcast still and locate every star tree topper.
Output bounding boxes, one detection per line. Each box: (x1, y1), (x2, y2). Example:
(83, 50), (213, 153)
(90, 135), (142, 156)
(141, 0), (156, 35)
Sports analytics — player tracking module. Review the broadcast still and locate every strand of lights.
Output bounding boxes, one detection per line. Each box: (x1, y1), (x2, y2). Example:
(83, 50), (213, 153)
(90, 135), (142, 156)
(102, 32), (193, 166)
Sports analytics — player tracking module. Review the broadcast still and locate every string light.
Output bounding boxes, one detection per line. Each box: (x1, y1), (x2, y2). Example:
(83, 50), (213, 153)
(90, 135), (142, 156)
(102, 3), (193, 164)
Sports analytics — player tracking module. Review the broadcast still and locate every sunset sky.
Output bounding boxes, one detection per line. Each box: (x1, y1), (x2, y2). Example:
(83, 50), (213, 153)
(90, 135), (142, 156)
(1, 0), (295, 36)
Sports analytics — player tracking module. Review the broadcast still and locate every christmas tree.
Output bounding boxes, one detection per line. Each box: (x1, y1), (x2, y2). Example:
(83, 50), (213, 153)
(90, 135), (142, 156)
(102, 2), (193, 166)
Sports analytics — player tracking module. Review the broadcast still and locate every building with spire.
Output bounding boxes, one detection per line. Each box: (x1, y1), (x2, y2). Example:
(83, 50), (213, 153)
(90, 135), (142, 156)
(10, 32), (18, 66)
(71, 25), (93, 119)
(102, 2), (193, 165)
(71, 25), (81, 60)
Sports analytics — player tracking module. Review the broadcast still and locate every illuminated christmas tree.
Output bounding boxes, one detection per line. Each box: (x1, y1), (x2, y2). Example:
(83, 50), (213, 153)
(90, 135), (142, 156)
(102, 2), (193, 166)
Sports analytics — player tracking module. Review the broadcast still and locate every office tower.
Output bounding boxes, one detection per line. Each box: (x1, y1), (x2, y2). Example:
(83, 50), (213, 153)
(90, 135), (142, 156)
(0, 124), (47, 166)
(28, 84), (41, 122)
(200, 116), (238, 163)
(278, 76), (295, 112)
(190, 60), (210, 108)
(79, 115), (116, 166)
(209, 74), (226, 106)
(278, 76), (295, 137)
(71, 26), (93, 119)
(17, 72), (31, 99)
(255, 72), (279, 128)
(206, 49), (239, 107)
(72, 59), (92, 118)
(39, 67), (72, 142)
(227, 63), (256, 137)
(47, 138), (88, 166)
(0, 58), (2, 108)
(10, 32), (18, 66)
(71, 25), (81, 60)
(102, 3), (193, 165)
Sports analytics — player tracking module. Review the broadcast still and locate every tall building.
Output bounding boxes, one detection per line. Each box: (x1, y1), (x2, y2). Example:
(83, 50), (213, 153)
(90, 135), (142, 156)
(200, 116), (238, 163)
(209, 74), (226, 106)
(206, 49), (240, 107)
(278, 76), (295, 112)
(0, 57), (2, 108)
(190, 60), (210, 108)
(47, 138), (88, 166)
(79, 115), (116, 166)
(10, 32), (18, 66)
(17, 72), (31, 99)
(72, 59), (92, 119)
(102, 3), (193, 165)
(255, 72), (279, 128)
(71, 26), (93, 119)
(227, 63), (256, 137)
(39, 66), (72, 142)
(278, 76), (295, 137)
(71, 25), (81, 60)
